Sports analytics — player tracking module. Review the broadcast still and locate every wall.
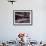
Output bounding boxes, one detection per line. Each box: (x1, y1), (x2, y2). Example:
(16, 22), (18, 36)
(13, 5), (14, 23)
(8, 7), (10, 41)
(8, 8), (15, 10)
(0, 0), (46, 42)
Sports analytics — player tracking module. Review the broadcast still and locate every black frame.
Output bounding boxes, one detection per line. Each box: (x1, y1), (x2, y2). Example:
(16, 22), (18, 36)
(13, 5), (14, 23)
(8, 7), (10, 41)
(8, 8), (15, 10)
(13, 10), (33, 26)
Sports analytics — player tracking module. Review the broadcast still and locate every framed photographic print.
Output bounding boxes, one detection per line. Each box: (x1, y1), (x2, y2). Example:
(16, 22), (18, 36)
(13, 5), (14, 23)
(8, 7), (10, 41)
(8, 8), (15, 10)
(13, 10), (32, 25)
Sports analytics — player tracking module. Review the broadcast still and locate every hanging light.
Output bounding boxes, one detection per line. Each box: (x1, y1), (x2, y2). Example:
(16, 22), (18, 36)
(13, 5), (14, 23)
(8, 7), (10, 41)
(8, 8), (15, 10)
(8, 0), (16, 4)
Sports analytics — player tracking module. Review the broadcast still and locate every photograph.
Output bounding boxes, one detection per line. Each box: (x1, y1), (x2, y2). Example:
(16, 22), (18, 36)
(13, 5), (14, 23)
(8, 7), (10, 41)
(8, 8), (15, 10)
(13, 10), (32, 25)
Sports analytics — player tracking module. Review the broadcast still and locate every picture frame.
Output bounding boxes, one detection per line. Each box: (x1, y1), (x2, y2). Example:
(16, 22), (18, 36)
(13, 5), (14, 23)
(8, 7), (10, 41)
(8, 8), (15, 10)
(13, 10), (32, 25)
